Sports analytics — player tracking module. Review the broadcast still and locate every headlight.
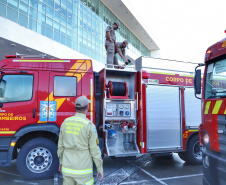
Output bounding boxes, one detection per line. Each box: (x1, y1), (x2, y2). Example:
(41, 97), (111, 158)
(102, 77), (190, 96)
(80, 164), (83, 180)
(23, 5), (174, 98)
(204, 155), (210, 167)
(204, 133), (210, 145)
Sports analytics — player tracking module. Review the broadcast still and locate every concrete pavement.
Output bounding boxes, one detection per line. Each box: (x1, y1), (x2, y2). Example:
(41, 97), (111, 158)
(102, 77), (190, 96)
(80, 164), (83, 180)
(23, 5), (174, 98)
(0, 154), (203, 185)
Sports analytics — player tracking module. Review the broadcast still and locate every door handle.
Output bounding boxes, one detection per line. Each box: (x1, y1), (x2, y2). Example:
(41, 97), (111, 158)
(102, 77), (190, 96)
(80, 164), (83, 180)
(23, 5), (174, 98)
(33, 108), (35, 118)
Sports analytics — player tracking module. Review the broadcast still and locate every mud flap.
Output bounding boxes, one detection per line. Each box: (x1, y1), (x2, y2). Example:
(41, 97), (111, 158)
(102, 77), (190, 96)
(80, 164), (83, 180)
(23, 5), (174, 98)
(0, 137), (16, 167)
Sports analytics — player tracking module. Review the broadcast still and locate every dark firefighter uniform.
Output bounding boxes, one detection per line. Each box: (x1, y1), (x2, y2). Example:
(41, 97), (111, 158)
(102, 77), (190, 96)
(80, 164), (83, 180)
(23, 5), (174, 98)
(105, 21), (120, 67)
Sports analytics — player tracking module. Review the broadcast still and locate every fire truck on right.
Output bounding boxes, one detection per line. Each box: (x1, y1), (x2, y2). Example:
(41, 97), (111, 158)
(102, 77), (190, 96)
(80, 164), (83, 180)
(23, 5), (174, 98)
(194, 33), (226, 185)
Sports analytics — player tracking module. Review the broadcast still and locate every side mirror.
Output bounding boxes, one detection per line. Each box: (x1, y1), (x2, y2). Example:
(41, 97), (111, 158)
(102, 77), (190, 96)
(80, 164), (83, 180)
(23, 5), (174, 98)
(194, 69), (201, 99)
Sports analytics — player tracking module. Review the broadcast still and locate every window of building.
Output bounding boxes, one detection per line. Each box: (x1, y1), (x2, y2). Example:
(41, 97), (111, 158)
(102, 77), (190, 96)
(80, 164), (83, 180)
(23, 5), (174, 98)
(46, 6), (54, 19)
(29, 7), (37, 20)
(38, 1), (46, 14)
(1, 0), (151, 66)
(30, 0), (38, 10)
(54, 31), (60, 42)
(46, 16), (53, 28)
(8, 0), (18, 10)
(0, 0), (6, 4)
(47, 0), (54, 9)
(21, 0), (28, 4)
(18, 13), (28, 27)
(0, 3), (6, 17)
(19, 1), (28, 15)
(29, 18), (37, 31)
(0, 75), (33, 103)
(67, 1), (73, 12)
(7, 7), (18, 22)
(46, 27), (53, 39)
(54, 76), (77, 96)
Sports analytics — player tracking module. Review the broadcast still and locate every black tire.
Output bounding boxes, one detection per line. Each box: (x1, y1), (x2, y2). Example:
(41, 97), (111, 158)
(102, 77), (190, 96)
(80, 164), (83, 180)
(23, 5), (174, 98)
(17, 138), (59, 180)
(179, 135), (202, 165)
(178, 152), (188, 162)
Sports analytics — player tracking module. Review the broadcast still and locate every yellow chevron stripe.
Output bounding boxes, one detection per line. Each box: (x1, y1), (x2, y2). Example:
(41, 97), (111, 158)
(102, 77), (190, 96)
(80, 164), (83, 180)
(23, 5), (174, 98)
(74, 73), (81, 82)
(38, 60), (92, 123)
(212, 100), (223, 114)
(65, 60), (85, 76)
(204, 101), (211, 114)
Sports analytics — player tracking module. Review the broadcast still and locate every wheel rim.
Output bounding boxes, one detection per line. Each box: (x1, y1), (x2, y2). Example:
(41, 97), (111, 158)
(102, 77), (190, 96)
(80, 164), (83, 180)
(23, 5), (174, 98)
(26, 147), (52, 173)
(193, 141), (203, 160)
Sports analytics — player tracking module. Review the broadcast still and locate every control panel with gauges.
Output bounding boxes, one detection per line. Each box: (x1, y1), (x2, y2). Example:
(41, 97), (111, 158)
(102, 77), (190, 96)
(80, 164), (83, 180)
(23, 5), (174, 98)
(105, 103), (131, 117)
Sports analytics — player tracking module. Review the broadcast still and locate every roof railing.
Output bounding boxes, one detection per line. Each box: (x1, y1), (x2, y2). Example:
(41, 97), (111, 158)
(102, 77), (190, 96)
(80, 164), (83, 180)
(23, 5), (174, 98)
(105, 64), (136, 71)
(15, 53), (48, 58)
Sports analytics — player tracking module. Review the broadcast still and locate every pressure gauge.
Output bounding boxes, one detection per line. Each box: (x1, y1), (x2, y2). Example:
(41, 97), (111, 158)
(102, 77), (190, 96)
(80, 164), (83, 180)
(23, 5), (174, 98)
(125, 105), (129, 109)
(119, 105), (124, 109)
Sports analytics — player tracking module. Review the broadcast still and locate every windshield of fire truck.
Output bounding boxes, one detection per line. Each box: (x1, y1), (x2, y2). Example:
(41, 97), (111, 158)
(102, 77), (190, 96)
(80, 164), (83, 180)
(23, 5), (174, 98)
(205, 58), (226, 99)
(0, 75), (33, 103)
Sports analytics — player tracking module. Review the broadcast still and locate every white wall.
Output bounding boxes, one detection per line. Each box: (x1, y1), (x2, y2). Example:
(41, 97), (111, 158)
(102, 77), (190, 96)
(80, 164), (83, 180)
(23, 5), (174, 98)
(0, 17), (105, 72)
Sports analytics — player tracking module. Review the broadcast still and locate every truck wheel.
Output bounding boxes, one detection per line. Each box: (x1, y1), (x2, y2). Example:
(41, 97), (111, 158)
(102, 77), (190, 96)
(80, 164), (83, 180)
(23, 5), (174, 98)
(178, 152), (188, 162)
(17, 138), (59, 180)
(181, 135), (202, 165)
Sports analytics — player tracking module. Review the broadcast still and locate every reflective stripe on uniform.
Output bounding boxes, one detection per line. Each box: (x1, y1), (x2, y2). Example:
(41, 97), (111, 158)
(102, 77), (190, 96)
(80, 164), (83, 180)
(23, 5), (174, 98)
(67, 117), (90, 124)
(62, 167), (92, 175)
(85, 178), (94, 185)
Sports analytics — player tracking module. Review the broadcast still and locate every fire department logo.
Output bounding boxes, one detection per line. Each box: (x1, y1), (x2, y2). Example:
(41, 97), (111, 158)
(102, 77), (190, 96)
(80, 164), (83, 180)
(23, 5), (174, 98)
(40, 101), (57, 121)
(148, 79), (159, 84)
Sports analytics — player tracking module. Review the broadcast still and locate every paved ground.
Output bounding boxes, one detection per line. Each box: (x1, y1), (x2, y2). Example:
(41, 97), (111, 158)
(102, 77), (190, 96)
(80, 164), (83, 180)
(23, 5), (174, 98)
(0, 154), (203, 185)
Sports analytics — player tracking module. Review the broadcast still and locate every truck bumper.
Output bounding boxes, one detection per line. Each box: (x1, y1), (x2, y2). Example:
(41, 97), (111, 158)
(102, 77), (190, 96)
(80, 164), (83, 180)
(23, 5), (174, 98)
(0, 137), (16, 167)
(202, 148), (226, 185)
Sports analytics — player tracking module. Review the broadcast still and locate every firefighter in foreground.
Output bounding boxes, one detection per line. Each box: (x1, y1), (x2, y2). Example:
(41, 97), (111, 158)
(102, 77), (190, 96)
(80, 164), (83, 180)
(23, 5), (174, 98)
(57, 96), (104, 185)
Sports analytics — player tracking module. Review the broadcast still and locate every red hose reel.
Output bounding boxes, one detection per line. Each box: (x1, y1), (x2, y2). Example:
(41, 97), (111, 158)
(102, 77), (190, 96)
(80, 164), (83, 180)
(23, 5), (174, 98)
(107, 81), (128, 99)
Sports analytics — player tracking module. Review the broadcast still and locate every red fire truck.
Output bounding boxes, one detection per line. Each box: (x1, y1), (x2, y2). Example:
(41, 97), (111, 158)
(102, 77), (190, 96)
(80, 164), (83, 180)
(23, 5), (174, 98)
(195, 36), (226, 185)
(0, 55), (201, 180)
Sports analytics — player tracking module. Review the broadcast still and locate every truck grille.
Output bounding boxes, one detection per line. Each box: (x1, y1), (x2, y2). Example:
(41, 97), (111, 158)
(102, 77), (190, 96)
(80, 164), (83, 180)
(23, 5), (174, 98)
(218, 115), (226, 153)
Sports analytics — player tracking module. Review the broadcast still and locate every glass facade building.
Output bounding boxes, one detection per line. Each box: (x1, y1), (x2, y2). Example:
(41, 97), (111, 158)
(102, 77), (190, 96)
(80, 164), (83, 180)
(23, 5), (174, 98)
(0, 0), (150, 64)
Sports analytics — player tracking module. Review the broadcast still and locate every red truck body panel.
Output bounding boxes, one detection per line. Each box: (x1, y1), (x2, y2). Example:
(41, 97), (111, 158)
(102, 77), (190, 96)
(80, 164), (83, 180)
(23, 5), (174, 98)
(0, 58), (94, 136)
(141, 70), (200, 153)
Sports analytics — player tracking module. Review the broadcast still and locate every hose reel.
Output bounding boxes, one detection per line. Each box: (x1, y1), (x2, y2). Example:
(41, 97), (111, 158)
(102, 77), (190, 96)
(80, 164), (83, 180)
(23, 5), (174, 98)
(107, 81), (128, 99)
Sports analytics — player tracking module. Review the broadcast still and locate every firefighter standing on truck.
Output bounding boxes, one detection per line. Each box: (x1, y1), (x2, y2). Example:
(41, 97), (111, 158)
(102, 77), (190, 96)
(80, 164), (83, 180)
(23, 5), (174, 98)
(57, 96), (104, 185)
(105, 21), (120, 68)
(114, 40), (129, 66)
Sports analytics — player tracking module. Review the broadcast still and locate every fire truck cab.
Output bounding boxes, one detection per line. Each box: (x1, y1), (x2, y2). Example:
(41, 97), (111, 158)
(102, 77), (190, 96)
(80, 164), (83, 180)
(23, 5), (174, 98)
(0, 55), (101, 180)
(195, 36), (226, 185)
